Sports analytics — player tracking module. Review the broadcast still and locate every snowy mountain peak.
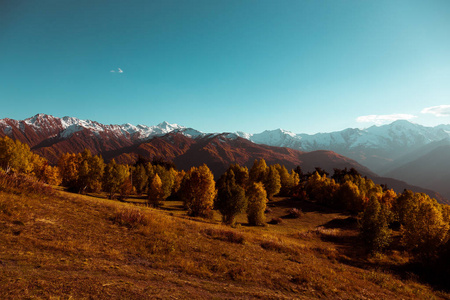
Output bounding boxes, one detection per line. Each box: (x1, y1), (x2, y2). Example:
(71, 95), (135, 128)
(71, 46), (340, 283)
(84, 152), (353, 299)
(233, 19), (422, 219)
(156, 121), (184, 132)
(24, 113), (57, 126)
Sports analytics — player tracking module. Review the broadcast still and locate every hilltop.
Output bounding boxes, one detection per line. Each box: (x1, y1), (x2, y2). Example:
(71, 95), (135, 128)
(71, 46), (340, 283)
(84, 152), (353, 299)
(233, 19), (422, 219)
(0, 175), (448, 299)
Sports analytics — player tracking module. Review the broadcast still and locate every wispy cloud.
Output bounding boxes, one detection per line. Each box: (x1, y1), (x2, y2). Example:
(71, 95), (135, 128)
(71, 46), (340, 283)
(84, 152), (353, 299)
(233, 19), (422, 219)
(356, 114), (417, 125)
(110, 68), (124, 74)
(421, 105), (450, 117)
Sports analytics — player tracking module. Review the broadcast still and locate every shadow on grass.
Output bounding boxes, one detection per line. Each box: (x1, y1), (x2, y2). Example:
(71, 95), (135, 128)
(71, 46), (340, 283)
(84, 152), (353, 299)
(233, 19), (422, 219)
(269, 197), (343, 214)
(322, 216), (358, 230)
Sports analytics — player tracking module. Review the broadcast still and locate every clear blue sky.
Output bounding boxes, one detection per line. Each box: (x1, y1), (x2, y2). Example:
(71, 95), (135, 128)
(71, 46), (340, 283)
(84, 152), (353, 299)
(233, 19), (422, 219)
(1, 0), (450, 134)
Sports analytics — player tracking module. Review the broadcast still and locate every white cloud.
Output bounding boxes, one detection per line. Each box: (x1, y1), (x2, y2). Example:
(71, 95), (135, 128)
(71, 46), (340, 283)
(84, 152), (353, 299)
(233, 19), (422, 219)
(110, 68), (124, 74)
(421, 105), (450, 117)
(356, 114), (417, 125)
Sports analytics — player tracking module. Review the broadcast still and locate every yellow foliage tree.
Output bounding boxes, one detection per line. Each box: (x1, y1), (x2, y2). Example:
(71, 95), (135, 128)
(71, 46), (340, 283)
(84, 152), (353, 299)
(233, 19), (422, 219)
(305, 172), (338, 206)
(103, 159), (130, 199)
(148, 174), (165, 207)
(264, 165), (281, 199)
(249, 159), (268, 183)
(179, 164), (216, 217)
(246, 181), (268, 226)
(401, 193), (449, 258)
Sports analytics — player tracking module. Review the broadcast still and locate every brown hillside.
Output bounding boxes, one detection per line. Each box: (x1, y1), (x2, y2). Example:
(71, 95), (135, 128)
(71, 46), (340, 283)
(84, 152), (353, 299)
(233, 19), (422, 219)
(0, 175), (446, 299)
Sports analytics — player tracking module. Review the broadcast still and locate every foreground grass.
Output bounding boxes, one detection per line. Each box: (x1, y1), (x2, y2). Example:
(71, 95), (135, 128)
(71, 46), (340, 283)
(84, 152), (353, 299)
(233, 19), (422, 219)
(0, 181), (448, 299)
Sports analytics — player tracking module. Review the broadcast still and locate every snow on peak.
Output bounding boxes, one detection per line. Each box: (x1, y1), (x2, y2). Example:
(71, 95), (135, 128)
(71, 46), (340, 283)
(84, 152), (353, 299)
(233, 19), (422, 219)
(24, 113), (56, 126)
(178, 128), (205, 138)
(250, 128), (301, 148)
(155, 121), (184, 132)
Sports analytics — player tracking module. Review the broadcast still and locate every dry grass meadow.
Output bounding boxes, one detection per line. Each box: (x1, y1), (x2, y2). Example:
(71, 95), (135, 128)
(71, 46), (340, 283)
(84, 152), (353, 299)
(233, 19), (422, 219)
(1, 177), (449, 299)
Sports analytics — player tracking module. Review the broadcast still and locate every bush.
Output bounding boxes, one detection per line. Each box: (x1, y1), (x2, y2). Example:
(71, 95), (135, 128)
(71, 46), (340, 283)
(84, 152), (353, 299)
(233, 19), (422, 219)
(268, 217), (283, 225)
(111, 207), (148, 229)
(0, 172), (55, 196)
(286, 208), (302, 219)
(202, 228), (245, 244)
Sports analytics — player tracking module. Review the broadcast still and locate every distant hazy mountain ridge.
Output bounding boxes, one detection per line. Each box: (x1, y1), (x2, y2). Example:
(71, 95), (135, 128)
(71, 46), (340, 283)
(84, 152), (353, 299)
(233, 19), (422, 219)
(240, 120), (450, 173)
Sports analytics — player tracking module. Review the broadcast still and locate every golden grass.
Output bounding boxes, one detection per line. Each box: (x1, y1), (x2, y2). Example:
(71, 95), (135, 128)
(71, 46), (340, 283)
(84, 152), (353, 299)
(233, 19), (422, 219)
(0, 180), (448, 299)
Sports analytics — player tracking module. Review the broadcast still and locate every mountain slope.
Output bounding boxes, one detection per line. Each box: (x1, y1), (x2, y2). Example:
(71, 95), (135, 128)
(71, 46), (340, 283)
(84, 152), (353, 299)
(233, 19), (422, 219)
(108, 132), (377, 178)
(2, 173), (444, 299)
(241, 120), (450, 173)
(385, 145), (450, 200)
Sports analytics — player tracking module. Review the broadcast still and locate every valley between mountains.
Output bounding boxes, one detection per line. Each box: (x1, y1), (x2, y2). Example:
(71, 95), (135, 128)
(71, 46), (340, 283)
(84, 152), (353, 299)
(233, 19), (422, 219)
(1, 113), (448, 203)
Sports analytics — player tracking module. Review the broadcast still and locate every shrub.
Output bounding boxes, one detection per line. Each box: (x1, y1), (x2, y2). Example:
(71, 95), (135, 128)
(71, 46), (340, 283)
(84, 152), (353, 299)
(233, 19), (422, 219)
(111, 207), (148, 229)
(260, 239), (298, 255)
(268, 217), (283, 225)
(0, 172), (55, 196)
(286, 208), (302, 219)
(202, 228), (245, 244)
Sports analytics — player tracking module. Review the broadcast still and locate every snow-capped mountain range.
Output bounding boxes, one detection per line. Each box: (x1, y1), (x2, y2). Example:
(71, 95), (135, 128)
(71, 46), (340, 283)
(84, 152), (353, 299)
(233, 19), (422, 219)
(243, 120), (450, 153)
(239, 120), (450, 174)
(2, 114), (450, 174)
(0, 113), (203, 141)
(1, 113), (449, 202)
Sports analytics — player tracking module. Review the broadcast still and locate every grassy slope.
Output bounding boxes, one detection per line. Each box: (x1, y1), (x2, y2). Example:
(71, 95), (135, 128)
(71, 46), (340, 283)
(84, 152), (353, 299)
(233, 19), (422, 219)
(0, 182), (448, 299)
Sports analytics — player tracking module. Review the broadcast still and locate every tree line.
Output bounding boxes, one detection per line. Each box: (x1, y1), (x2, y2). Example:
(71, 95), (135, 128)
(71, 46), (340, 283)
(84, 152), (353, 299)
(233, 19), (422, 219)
(1, 137), (449, 267)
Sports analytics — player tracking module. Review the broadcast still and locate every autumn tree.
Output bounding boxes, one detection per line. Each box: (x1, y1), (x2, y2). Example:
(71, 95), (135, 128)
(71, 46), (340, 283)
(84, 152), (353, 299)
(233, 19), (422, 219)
(335, 180), (361, 211)
(0, 136), (38, 174)
(37, 162), (62, 185)
(57, 150), (104, 193)
(359, 197), (392, 253)
(172, 169), (185, 196)
(227, 163), (249, 188)
(148, 174), (165, 207)
(132, 164), (148, 194)
(179, 164), (216, 217)
(58, 153), (79, 189)
(249, 159), (268, 183)
(400, 193), (449, 258)
(86, 154), (105, 192)
(103, 159), (130, 199)
(153, 164), (175, 200)
(380, 189), (397, 210)
(264, 165), (281, 199)
(275, 164), (294, 196)
(246, 182), (268, 226)
(393, 190), (416, 225)
(216, 169), (247, 225)
(305, 172), (338, 205)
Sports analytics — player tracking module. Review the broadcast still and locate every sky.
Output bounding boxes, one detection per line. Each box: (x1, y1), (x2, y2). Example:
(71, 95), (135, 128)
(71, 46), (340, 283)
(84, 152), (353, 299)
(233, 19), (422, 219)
(1, 0), (450, 134)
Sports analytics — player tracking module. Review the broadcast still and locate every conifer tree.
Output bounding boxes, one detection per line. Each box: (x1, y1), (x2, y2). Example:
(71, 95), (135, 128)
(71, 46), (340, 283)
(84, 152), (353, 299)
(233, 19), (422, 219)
(275, 164), (294, 196)
(58, 153), (79, 189)
(359, 197), (392, 253)
(179, 164), (216, 217)
(216, 169), (247, 225)
(148, 174), (165, 207)
(103, 159), (130, 199)
(246, 182), (268, 226)
(249, 159), (268, 183)
(133, 164), (148, 195)
(264, 165), (281, 199)
(154, 165), (175, 200)
(227, 163), (249, 188)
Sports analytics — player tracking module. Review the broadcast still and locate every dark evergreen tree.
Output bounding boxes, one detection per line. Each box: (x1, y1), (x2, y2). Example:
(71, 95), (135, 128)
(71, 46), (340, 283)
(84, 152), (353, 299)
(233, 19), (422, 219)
(216, 169), (247, 225)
